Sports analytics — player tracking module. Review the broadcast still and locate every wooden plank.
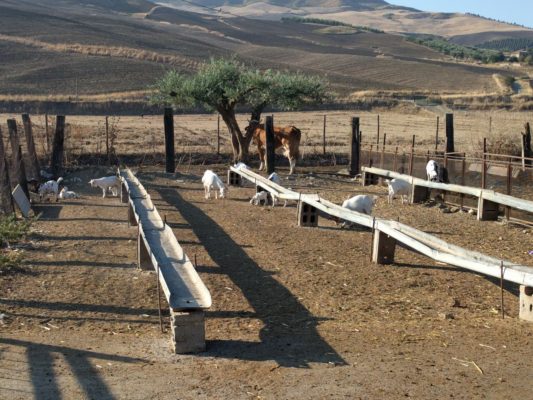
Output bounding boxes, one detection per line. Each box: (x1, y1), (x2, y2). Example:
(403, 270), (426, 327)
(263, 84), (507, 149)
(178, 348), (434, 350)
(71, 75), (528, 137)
(12, 184), (31, 218)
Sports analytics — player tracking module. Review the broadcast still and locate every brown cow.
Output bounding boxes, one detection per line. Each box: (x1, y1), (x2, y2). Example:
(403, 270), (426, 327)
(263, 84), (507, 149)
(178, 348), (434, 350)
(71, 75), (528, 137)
(245, 121), (301, 174)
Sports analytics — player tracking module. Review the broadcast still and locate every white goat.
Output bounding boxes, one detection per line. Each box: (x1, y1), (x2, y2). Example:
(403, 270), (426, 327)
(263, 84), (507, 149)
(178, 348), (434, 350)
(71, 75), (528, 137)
(339, 195), (378, 228)
(386, 179), (411, 204)
(39, 177), (63, 201)
(267, 172), (287, 207)
(426, 160), (439, 181)
(234, 162), (250, 170)
(89, 175), (120, 198)
(59, 187), (80, 199)
(250, 191), (269, 206)
(202, 170), (227, 200)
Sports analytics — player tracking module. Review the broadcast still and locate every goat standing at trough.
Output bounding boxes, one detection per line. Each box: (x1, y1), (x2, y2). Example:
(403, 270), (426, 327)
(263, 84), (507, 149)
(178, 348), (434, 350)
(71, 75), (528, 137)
(268, 172), (287, 207)
(386, 179), (411, 204)
(39, 177), (63, 201)
(338, 195), (378, 228)
(250, 191), (269, 206)
(426, 160), (450, 183)
(89, 176), (120, 198)
(202, 170), (227, 200)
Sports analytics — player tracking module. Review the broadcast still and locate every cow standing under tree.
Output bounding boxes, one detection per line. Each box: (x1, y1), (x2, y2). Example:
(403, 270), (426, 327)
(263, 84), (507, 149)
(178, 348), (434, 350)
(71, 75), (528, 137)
(246, 120), (301, 174)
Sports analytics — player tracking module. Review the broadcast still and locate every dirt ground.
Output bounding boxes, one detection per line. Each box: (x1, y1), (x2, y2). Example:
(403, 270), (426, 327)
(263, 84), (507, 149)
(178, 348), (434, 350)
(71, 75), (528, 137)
(1, 164), (532, 400)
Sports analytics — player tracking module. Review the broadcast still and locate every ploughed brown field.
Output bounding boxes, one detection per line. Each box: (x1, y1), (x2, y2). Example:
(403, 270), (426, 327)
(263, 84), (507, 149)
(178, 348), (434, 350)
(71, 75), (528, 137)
(1, 163), (532, 399)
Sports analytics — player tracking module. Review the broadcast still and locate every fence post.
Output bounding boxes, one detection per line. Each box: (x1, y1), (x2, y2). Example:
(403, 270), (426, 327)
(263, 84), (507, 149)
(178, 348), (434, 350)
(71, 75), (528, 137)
(523, 122), (532, 168)
(7, 119), (29, 198)
(376, 114), (380, 145)
(506, 160), (512, 221)
(349, 117), (360, 176)
(105, 116), (110, 165)
(22, 114), (40, 181)
(380, 133), (386, 168)
(445, 113), (454, 153)
(368, 144), (373, 168)
(51, 116), (66, 179)
(435, 116), (439, 151)
(461, 157), (466, 209)
(482, 137), (487, 189)
(265, 116), (275, 175)
(0, 127), (14, 214)
(217, 114), (220, 156)
(393, 146), (398, 172)
(323, 114), (327, 155)
(164, 108), (175, 173)
(408, 135), (415, 176)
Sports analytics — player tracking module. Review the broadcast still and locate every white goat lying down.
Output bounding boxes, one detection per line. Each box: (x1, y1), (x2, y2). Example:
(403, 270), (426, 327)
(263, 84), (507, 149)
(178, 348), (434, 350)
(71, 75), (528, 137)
(202, 170), (227, 199)
(338, 194), (378, 228)
(89, 175), (120, 198)
(386, 179), (411, 204)
(59, 187), (80, 199)
(250, 191), (269, 206)
(38, 177), (63, 201)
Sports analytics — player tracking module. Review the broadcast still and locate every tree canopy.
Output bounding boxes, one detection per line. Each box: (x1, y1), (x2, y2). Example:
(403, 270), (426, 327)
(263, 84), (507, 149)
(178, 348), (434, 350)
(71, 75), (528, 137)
(151, 58), (330, 161)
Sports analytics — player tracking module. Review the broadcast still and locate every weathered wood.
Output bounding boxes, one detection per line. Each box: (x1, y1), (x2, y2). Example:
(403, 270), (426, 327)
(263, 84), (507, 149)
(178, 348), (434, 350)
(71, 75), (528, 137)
(445, 113), (454, 153)
(45, 113), (50, 154)
(0, 127), (14, 214)
(7, 119), (29, 198)
(411, 185), (429, 203)
(477, 196), (499, 221)
(164, 108), (175, 173)
(50, 115), (65, 178)
(21, 114), (40, 180)
(523, 122), (532, 167)
(408, 135), (415, 176)
(372, 230), (396, 264)
(349, 117), (360, 176)
(376, 114), (380, 145)
(105, 116), (110, 164)
(482, 138), (487, 189)
(323, 114), (327, 155)
(435, 116), (439, 151)
(265, 115), (275, 175)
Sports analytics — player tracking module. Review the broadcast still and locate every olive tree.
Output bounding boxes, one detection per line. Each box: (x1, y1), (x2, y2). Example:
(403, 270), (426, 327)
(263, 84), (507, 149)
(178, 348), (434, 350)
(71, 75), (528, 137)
(151, 58), (330, 162)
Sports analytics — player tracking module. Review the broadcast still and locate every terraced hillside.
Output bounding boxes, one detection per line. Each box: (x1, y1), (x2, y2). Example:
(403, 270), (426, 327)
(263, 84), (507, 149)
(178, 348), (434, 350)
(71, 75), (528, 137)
(0, 0), (512, 98)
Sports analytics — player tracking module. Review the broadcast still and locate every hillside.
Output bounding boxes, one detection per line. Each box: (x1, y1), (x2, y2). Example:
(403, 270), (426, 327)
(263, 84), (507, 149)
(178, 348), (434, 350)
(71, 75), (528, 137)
(0, 0), (517, 100)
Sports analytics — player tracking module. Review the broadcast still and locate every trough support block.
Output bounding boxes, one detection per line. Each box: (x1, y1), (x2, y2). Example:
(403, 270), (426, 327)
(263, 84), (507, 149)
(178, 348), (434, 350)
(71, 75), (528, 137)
(298, 202), (319, 227)
(121, 182), (128, 204)
(477, 197), (499, 221)
(227, 170), (242, 186)
(128, 203), (137, 226)
(362, 171), (378, 187)
(372, 230), (397, 265)
(411, 185), (430, 204)
(519, 286), (533, 323)
(137, 233), (152, 271)
(170, 310), (206, 353)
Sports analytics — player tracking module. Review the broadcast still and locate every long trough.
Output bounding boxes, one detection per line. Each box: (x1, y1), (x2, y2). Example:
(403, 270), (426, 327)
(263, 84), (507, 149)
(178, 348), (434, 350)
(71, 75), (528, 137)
(228, 166), (533, 322)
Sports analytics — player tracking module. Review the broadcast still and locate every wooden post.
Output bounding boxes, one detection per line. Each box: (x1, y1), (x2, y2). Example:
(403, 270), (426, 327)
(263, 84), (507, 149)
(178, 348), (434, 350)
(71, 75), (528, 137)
(376, 114), (380, 145)
(7, 119), (29, 198)
(445, 113), (454, 154)
(50, 115), (66, 179)
(217, 114), (220, 156)
(45, 113), (50, 154)
(523, 122), (532, 167)
(505, 160), (512, 221)
(380, 133), (386, 168)
(368, 144), (373, 168)
(349, 117), (360, 176)
(460, 157), (466, 209)
(265, 116), (275, 175)
(21, 114), (40, 181)
(105, 116), (110, 164)
(435, 116), (439, 151)
(323, 114), (326, 155)
(482, 137), (487, 189)
(408, 135), (415, 176)
(164, 108), (175, 173)
(393, 146), (398, 172)
(489, 116), (492, 136)
(0, 127), (14, 214)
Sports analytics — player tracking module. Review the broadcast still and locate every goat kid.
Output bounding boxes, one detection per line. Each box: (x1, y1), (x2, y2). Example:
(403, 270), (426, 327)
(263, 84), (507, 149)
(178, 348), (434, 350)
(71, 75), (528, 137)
(89, 176), (120, 198)
(267, 172), (287, 207)
(250, 191), (270, 206)
(386, 179), (411, 204)
(202, 170), (227, 200)
(39, 177), (63, 201)
(338, 194), (378, 228)
(59, 187), (80, 199)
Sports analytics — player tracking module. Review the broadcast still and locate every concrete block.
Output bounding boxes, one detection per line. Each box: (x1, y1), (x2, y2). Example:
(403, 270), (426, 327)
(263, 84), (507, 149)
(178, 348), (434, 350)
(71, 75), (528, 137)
(137, 233), (152, 271)
(298, 202), (318, 227)
(411, 185), (429, 204)
(519, 286), (533, 323)
(170, 310), (206, 353)
(227, 170), (242, 186)
(477, 197), (499, 221)
(120, 182), (129, 203)
(372, 230), (397, 265)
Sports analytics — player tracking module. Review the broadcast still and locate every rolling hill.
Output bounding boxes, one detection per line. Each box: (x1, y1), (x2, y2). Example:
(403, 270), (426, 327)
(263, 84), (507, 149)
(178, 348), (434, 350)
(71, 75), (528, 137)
(0, 0), (521, 101)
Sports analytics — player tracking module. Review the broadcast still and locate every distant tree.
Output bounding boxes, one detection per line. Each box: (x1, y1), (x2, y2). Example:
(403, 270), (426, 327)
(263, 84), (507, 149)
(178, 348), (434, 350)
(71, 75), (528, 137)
(151, 58), (330, 162)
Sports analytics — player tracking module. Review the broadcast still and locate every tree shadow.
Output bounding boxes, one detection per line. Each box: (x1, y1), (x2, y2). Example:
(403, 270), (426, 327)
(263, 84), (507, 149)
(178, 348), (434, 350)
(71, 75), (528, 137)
(153, 185), (347, 368)
(26, 260), (135, 269)
(0, 338), (145, 400)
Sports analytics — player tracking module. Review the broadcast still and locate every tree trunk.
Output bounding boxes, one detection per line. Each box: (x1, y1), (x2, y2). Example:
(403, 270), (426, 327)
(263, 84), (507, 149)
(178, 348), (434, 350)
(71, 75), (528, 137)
(219, 108), (254, 163)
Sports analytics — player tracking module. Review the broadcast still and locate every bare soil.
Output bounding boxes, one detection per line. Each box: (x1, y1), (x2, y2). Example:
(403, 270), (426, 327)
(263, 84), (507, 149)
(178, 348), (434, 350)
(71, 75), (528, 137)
(1, 164), (532, 400)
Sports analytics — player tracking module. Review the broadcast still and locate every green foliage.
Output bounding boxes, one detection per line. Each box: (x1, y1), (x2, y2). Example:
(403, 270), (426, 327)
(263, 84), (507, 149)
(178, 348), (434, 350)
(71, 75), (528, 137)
(406, 36), (505, 63)
(281, 16), (384, 34)
(0, 215), (32, 246)
(478, 38), (533, 52)
(150, 58), (330, 113)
